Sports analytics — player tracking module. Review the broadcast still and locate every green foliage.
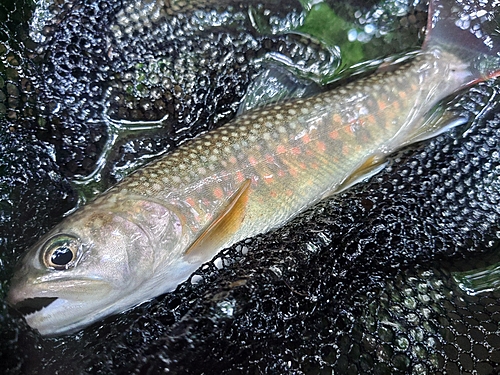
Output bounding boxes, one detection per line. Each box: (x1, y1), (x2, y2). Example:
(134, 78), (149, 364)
(298, 2), (365, 68)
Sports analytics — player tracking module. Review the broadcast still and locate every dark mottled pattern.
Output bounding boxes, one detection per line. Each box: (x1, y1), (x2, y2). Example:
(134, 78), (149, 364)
(2, 0), (500, 374)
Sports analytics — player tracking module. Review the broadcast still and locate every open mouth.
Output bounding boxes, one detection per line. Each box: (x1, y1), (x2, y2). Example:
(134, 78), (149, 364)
(13, 297), (58, 316)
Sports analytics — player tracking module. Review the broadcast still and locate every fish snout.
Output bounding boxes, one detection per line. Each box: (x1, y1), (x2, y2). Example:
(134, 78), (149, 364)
(6, 262), (55, 313)
(6, 278), (59, 318)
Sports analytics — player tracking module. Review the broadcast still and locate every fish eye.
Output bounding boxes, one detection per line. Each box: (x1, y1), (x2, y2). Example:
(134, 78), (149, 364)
(41, 235), (81, 270)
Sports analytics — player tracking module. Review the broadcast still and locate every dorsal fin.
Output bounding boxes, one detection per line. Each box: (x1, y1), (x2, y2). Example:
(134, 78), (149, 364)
(184, 180), (252, 263)
(237, 66), (322, 115)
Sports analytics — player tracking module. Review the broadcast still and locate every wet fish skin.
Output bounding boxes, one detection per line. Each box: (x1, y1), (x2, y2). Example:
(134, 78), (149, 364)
(7, 0), (500, 335)
(5, 50), (473, 335)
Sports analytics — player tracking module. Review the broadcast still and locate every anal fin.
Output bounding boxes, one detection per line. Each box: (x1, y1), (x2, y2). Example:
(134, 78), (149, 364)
(329, 108), (468, 197)
(184, 180), (252, 263)
(328, 155), (388, 197)
(405, 107), (468, 145)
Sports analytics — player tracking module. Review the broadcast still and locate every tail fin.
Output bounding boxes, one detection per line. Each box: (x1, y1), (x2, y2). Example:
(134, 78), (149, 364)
(424, 0), (500, 79)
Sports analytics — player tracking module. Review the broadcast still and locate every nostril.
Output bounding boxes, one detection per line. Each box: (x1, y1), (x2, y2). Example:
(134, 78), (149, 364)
(13, 297), (58, 316)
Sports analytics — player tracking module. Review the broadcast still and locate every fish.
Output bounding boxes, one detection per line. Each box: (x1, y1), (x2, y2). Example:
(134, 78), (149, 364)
(7, 0), (500, 336)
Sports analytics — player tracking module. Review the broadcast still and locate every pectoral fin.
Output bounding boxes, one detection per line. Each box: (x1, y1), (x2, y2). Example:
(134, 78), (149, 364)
(184, 179), (252, 263)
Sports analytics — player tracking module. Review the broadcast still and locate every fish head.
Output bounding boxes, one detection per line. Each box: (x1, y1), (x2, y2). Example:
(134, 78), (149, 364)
(7, 199), (185, 336)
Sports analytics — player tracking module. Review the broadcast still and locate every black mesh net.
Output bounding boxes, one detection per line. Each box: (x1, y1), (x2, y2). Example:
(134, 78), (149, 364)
(1, 0), (500, 374)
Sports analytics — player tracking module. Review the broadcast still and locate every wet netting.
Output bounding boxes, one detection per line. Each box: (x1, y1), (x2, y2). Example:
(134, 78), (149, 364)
(1, 0), (500, 374)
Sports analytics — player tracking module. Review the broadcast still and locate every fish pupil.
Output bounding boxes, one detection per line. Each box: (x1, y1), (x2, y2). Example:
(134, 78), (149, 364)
(51, 246), (74, 266)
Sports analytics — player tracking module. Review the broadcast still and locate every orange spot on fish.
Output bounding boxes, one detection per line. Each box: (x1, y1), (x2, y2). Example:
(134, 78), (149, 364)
(299, 162), (307, 170)
(277, 144), (286, 154)
(229, 156), (237, 164)
(291, 147), (301, 155)
(289, 167), (298, 177)
(270, 190), (278, 198)
(392, 101), (400, 112)
(236, 171), (245, 183)
(301, 134), (311, 144)
(264, 175), (274, 184)
(342, 144), (350, 155)
(286, 189), (293, 197)
(316, 141), (326, 153)
(378, 100), (387, 111)
(329, 130), (339, 139)
(186, 197), (196, 208)
(213, 187), (224, 200)
(248, 156), (258, 166)
(277, 169), (285, 177)
(333, 113), (342, 123)
(265, 154), (275, 164)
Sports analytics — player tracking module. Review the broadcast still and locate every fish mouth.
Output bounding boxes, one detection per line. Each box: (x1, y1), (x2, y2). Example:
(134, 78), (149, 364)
(13, 297), (58, 316)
